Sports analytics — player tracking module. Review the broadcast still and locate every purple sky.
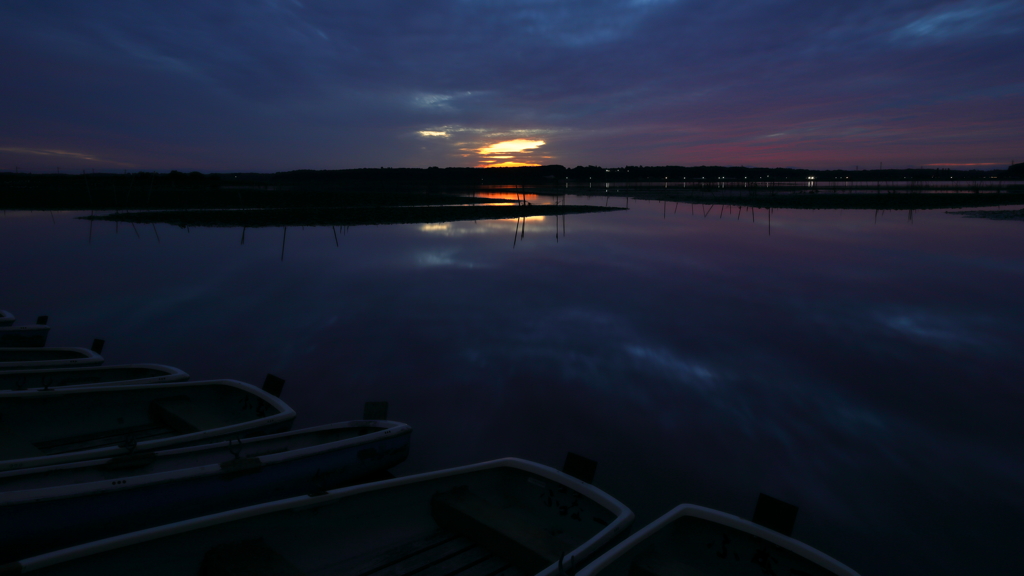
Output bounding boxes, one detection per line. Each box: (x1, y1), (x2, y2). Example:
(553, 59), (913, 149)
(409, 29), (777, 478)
(2, 1), (1022, 172)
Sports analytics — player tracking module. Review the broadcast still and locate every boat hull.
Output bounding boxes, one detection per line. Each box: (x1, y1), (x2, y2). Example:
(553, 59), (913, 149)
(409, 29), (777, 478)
(0, 311), (13, 327)
(0, 364), (189, 392)
(0, 325), (50, 347)
(0, 348), (104, 371)
(0, 421), (411, 562)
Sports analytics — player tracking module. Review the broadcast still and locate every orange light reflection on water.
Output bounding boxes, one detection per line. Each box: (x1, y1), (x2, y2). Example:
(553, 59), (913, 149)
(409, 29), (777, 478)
(473, 192), (543, 202)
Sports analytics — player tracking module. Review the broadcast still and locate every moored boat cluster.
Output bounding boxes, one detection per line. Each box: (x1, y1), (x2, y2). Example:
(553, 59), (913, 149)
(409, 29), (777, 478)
(0, 308), (859, 575)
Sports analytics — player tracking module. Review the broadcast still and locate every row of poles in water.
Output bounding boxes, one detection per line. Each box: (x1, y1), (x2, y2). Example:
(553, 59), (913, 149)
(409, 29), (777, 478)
(68, 197), (920, 259)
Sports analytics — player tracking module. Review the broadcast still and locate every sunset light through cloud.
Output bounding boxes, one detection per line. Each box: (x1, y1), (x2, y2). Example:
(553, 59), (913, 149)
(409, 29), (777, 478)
(474, 139), (546, 167)
(476, 139), (545, 155)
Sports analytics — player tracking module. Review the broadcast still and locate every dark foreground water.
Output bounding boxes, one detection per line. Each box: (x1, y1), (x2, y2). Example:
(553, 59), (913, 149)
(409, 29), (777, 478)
(3, 197), (1023, 575)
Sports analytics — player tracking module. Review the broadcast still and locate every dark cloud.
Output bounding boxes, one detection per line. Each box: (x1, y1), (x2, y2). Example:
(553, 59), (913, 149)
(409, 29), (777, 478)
(2, 0), (1021, 170)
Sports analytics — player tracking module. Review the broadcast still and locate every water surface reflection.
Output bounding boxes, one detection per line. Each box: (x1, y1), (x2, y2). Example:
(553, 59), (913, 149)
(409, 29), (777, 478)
(2, 200), (1023, 575)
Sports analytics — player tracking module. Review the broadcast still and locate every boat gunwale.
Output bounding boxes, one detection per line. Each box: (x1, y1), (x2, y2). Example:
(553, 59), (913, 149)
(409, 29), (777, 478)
(0, 347), (104, 371)
(0, 379), (296, 472)
(0, 420), (412, 505)
(575, 503), (859, 576)
(0, 364), (189, 392)
(10, 457), (634, 575)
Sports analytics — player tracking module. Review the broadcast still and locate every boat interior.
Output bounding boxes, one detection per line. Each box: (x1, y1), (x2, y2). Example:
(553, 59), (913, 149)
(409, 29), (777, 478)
(594, 515), (841, 576)
(0, 383), (283, 461)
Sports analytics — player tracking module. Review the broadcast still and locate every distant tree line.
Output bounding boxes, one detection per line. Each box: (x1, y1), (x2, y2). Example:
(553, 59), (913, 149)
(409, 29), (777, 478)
(3, 165), (1019, 187)
(1, 164), (1021, 210)
(225, 164), (1024, 186)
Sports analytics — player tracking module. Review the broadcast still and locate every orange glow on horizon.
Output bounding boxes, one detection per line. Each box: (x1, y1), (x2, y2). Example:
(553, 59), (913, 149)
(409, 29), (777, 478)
(476, 161), (541, 168)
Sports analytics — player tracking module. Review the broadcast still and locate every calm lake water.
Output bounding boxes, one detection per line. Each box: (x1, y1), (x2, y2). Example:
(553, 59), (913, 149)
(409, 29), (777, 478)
(3, 196), (1023, 575)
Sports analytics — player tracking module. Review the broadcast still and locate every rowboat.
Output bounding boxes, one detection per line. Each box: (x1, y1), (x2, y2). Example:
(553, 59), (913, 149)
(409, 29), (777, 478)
(0, 364), (188, 392)
(576, 504), (859, 576)
(0, 347), (103, 371)
(1, 458), (634, 576)
(0, 324), (50, 347)
(0, 379), (295, 472)
(0, 420), (412, 562)
(0, 310), (13, 327)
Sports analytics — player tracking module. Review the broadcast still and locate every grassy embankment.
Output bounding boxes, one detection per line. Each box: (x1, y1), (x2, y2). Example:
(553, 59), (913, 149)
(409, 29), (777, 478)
(945, 208), (1024, 221)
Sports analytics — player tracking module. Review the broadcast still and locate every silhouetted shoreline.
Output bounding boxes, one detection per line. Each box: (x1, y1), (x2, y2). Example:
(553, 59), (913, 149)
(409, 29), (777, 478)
(586, 191), (1024, 210)
(5, 167), (1023, 212)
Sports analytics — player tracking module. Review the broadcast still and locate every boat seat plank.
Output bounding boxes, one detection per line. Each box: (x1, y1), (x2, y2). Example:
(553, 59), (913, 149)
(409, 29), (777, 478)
(628, 553), (686, 576)
(307, 529), (452, 576)
(453, 557), (524, 576)
(431, 486), (570, 573)
(331, 534), (479, 576)
(32, 423), (173, 455)
(412, 546), (494, 576)
(365, 536), (478, 576)
(200, 538), (305, 576)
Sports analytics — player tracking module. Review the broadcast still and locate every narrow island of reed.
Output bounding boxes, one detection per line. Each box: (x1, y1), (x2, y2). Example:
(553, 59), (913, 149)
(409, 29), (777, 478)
(80, 204), (626, 228)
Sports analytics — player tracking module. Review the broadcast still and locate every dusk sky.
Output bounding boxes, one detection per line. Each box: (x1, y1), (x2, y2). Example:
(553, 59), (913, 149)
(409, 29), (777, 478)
(2, 1), (1022, 172)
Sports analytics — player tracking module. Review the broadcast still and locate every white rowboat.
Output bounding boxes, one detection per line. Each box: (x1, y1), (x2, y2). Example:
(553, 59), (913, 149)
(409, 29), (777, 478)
(0, 420), (412, 562)
(0, 379), (295, 472)
(2, 458), (634, 576)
